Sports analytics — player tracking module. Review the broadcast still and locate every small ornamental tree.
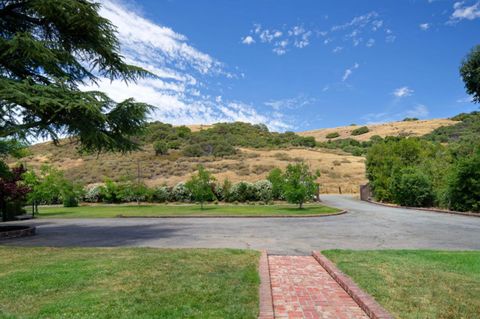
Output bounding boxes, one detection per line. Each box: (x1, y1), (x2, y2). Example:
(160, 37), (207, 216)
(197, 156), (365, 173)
(267, 168), (284, 200)
(282, 162), (320, 209)
(185, 165), (215, 209)
(0, 164), (30, 221)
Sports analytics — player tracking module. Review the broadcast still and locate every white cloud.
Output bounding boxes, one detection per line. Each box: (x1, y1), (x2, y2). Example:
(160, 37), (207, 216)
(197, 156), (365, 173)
(342, 63), (360, 82)
(457, 96), (473, 103)
(366, 38), (375, 47)
(264, 95), (315, 111)
(393, 86), (414, 98)
(451, 1), (480, 21)
(362, 104), (429, 124)
(79, 0), (291, 132)
(419, 23), (431, 30)
(405, 104), (429, 118)
(242, 35), (255, 45)
(332, 46), (343, 53)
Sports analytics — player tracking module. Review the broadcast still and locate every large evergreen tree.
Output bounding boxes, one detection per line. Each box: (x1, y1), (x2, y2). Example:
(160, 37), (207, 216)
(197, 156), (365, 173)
(0, 0), (152, 153)
(461, 45), (480, 104)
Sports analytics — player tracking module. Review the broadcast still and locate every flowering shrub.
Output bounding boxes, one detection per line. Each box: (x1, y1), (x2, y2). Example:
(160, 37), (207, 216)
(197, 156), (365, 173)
(254, 180), (273, 204)
(84, 185), (102, 202)
(230, 181), (256, 202)
(151, 186), (170, 203)
(172, 182), (192, 202)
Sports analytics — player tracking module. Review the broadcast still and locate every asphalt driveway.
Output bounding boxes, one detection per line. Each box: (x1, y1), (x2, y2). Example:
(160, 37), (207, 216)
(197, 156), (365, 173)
(2, 195), (480, 254)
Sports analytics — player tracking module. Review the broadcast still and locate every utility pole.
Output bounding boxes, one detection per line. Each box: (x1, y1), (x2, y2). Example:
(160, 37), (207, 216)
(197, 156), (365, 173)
(137, 160), (141, 205)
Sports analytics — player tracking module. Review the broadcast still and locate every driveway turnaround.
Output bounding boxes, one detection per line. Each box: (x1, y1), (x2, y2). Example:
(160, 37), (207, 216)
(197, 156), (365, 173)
(3, 195), (480, 254)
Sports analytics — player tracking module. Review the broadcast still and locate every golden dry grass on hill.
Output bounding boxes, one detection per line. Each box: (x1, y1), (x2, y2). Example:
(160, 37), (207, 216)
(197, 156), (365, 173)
(299, 118), (458, 142)
(15, 118), (457, 194)
(18, 142), (366, 194)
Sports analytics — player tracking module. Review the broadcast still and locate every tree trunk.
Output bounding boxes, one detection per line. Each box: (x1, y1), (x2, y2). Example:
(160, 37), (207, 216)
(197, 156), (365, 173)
(0, 199), (7, 222)
(299, 201), (303, 209)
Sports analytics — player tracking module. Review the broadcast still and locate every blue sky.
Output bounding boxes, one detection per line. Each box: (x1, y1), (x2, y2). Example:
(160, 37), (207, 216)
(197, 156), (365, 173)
(88, 0), (479, 131)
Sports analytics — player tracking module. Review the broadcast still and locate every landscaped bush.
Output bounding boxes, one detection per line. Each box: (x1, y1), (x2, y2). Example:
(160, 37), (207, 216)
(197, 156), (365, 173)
(151, 186), (170, 203)
(171, 182), (192, 202)
(445, 151), (480, 212)
(84, 185), (102, 202)
(351, 126), (369, 136)
(326, 132), (340, 139)
(117, 182), (150, 202)
(390, 167), (434, 207)
(99, 179), (120, 203)
(267, 168), (284, 200)
(254, 180), (273, 204)
(366, 136), (480, 211)
(230, 181), (256, 202)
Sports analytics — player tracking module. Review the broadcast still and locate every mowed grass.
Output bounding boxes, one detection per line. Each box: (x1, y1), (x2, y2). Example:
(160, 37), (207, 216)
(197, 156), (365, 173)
(322, 250), (480, 319)
(36, 203), (340, 218)
(0, 247), (259, 319)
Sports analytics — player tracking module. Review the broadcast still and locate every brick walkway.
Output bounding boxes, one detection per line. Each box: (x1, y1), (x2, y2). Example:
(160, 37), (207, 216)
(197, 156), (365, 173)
(268, 256), (369, 319)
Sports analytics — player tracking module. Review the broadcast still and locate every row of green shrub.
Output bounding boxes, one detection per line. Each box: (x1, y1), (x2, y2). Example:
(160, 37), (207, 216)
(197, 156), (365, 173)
(24, 163), (320, 209)
(366, 136), (480, 212)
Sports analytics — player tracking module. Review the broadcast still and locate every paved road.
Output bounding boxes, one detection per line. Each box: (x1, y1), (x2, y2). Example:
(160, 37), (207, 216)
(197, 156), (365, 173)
(2, 195), (480, 254)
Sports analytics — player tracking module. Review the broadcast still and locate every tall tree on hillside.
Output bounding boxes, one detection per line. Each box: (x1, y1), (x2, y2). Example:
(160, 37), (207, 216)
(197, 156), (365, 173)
(461, 45), (480, 104)
(0, 0), (152, 153)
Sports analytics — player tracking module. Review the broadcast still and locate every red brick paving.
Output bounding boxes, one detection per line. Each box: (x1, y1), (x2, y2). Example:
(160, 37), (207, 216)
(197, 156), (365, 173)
(268, 256), (369, 319)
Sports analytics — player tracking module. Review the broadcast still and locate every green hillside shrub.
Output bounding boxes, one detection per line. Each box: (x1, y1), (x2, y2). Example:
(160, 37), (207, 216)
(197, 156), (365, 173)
(326, 132), (340, 139)
(351, 126), (369, 136)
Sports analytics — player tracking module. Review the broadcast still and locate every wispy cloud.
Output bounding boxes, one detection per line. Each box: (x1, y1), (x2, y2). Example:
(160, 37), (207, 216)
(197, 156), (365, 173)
(342, 63), (360, 82)
(450, 1), (480, 21)
(242, 36), (255, 45)
(393, 86), (414, 98)
(405, 104), (429, 118)
(362, 104), (429, 124)
(79, 0), (291, 132)
(242, 11), (394, 55)
(264, 95), (316, 111)
(419, 23), (431, 30)
(457, 96), (473, 103)
(242, 24), (312, 55)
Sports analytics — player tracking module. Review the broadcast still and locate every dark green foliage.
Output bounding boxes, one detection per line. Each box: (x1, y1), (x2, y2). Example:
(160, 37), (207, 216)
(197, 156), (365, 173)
(267, 168), (284, 200)
(390, 167), (434, 207)
(185, 165), (216, 208)
(425, 111), (480, 143)
(317, 137), (377, 156)
(62, 195), (79, 208)
(0, 0), (151, 153)
(351, 126), (370, 136)
(445, 151), (480, 212)
(154, 140), (168, 156)
(366, 137), (441, 203)
(326, 132), (340, 139)
(230, 181), (256, 202)
(403, 117), (419, 122)
(460, 45), (480, 103)
(366, 136), (480, 212)
(282, 162), (319, 208)
(146, 121), (315, 157)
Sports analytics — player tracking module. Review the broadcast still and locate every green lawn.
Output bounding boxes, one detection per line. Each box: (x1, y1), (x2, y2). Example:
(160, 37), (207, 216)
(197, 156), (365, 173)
(0, 247), (259, 319)
(323, 250), (480, 319)
(36, 203), (340, 218)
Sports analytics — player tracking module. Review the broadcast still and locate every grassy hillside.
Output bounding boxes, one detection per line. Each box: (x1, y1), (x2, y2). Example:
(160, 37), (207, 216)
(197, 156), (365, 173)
(20, 141), (366, 194)
(299, 118), (458, 142)
(13, 117), (470, 194)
